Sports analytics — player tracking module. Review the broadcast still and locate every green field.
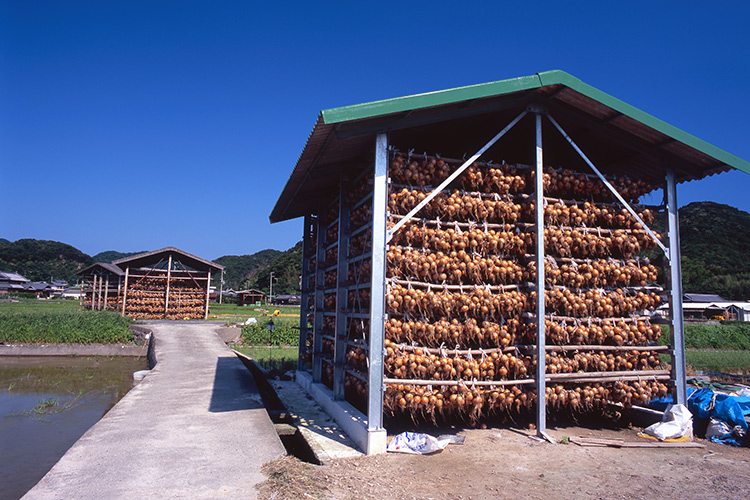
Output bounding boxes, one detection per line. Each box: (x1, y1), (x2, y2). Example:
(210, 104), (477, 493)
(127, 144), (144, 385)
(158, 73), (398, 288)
(0, 298), (300, 323)
(685, 349), (750, 375)
(233, 345), (298, 372)
(207, 303), (300, 323)
(0, 298), (79, 313)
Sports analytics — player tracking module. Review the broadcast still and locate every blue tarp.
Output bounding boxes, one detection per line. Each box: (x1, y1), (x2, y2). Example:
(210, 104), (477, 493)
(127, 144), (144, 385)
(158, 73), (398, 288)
(687, 388), (750, 446)
(648, 387), (750, 446)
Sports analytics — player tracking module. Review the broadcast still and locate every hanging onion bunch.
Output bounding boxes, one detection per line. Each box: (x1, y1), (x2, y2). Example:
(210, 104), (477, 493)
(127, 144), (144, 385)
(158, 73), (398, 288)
(532, 167), (652, 203)
(350, 202), (371, 230)
(326, 224), (338, 245)
(349, 232), (371, 256)
(324, 269), (337, 288)
(348, 259), (371, 282)
(459, 163), (526, 194)
(390, 154), (451, 186)
(346, 174), (373, 204)
(387, 247), (524, 285)
(346, 347), (368, 370)
(538, 319), (663, 346)
(532, 287), (661, 318)
(347, 289), (370, 310)
(384, 383), (533, 422)
(526, 259), (658, 288)
(385, 317), (523, 348)
(325, 247), (338, 266)
(347, 317), (369, 339)
(543, 227), (659, 259)
(391, 223), (530, 256)
(524, 201), (656, 229)
(543, 350), (662, 374)
(326, 202), (339, 223)
(388, 188), (520, 223)
(388, 284), (528, 321)
(384, 341), (529, 382)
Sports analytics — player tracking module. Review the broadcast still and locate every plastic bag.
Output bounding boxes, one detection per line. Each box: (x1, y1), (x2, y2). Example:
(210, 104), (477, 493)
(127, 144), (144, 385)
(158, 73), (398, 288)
(386, 432), (453, 454)
(706, 418), (732, 441)
(643, 403), (693, 441)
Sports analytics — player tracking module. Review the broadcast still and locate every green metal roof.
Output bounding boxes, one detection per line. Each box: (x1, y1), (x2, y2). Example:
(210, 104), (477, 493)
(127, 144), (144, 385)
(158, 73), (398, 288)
(271, 70), (749, 223)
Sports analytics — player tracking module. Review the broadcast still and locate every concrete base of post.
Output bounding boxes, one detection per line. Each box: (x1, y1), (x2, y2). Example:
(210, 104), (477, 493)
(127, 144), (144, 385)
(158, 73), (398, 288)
(296, 371), (387, 455)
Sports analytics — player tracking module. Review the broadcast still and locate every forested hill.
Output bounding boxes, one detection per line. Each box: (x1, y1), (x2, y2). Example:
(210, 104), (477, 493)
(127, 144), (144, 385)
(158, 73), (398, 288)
(92, 250), (144, 262)
(0, 239), (93, 282)
(677, 201), (750, 300)
(214, 249), (282, 291)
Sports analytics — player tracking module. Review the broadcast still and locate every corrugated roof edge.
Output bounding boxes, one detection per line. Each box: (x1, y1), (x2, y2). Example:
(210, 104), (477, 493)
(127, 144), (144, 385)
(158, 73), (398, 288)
(540, 71), (750, 175)
(112, 246), (224, 271)
(319, 69), (750, 175)
(321, 73), (542, 125)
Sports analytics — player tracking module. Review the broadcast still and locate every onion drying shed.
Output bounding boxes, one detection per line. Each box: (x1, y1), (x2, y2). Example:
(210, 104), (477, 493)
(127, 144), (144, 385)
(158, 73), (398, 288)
(270, 70), (750, 454)
(78, 247), (223, 320)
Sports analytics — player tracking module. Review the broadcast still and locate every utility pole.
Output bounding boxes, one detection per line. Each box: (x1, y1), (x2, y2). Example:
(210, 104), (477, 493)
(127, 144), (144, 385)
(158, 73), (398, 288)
(269, 271), (275, 306)
(219, 268), (224, 304)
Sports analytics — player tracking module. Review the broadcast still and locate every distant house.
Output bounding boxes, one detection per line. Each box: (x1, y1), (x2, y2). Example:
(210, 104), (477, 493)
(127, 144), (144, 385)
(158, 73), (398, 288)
(684, 293), (727, 303)
(272, 294), (301, 305)
(237, 289), (266, 306)
(24, 281), (53, 298)
(62, 287), (83, 299)
(0, 271), (30, 294)
(658, 293), (750, 321)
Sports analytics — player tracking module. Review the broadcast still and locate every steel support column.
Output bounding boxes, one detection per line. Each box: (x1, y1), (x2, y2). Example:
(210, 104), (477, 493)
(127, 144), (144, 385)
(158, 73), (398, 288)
(533, 111), (547, 436)
(368, 133), (388, 433)
(298, 214), (314, 372)
(313, 204), (327, 383)
(334, 178), (351, 400)
(666, 168), (687, 405)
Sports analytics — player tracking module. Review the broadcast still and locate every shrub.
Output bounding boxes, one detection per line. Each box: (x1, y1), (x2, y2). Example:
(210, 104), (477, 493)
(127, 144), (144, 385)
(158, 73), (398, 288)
(241, 318), (299, 346)
(658, 322), (750, 350)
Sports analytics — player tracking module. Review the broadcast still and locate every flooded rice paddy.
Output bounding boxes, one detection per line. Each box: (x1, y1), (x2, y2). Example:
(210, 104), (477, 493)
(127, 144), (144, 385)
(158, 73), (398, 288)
(0, 356), (148, 500)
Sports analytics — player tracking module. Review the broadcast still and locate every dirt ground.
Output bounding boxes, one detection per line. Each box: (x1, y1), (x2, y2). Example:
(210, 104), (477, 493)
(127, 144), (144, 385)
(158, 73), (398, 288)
(257, 424), (750, 500)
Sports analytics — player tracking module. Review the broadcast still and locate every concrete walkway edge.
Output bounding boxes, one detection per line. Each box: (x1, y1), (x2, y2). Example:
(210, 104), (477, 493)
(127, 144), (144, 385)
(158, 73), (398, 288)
(22, 323), (285, 500)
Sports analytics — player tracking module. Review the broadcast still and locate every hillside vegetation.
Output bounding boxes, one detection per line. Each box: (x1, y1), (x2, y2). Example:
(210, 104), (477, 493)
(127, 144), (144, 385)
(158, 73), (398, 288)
(677, 202), (750, 300)
(0, 239), (92, 282)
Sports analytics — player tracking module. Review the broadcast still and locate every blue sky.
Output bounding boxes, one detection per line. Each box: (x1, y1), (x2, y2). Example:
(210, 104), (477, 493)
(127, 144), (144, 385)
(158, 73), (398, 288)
(2, 1), (749, 260)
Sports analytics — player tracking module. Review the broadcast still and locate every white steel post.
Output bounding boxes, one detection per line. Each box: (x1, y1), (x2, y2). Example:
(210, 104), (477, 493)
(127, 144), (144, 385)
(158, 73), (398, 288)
(368, 133), (388, 443)
(666, 168), (687, 405)
(533, 111), (547, 436)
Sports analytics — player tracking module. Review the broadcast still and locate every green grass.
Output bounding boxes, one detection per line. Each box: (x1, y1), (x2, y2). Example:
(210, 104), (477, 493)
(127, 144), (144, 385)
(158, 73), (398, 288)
(207, 303), (300, 323)
(0, 298), (79, 313)
(685, 349), (750, 374)
(234, 345), (298, 372)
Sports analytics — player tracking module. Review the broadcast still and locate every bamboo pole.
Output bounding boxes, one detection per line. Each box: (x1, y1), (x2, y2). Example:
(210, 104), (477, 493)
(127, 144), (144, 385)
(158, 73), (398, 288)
(92, 274), (98, 311)
(383, 370), (670, 387)
(388, 343), (669, 356)
(121, 267), (130, 317)
(104, 276), (109, 311)
(165, 254), (172, 318)
(204, 270), (211, 319)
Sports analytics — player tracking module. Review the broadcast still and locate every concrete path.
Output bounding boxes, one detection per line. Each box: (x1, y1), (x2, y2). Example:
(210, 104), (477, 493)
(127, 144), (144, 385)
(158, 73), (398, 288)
(23, 323), (285, 500)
